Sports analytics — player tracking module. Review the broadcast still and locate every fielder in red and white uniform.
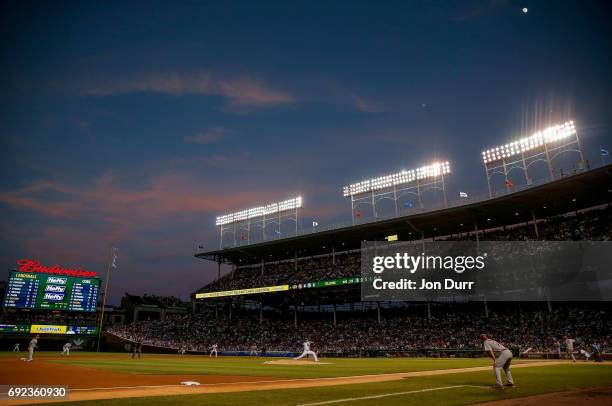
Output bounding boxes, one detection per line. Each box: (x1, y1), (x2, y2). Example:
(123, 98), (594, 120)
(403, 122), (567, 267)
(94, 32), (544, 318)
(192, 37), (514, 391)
(563, 336), (576, 362)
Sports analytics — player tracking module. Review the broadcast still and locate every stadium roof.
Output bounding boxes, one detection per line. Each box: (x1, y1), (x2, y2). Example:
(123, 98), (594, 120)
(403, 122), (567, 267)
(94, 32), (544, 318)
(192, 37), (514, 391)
(196, 164), (612, 266)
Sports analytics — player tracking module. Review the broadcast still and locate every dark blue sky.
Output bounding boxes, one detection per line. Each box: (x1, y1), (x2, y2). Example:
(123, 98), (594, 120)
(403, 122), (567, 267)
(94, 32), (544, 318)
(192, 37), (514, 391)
(1, 1), (611, 304)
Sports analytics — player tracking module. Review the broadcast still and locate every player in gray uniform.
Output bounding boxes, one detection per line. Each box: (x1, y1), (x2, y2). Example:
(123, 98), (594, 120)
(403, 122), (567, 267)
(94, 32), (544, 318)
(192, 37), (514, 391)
(579, 349), (590, 361)
(60, 342), (72, 357)
(22, 335), (39, 362)
(553, 340), (561, 359)
(13, 343), (20, 352)
(563, 336), (576, 362)
(480, 334), (515, 389)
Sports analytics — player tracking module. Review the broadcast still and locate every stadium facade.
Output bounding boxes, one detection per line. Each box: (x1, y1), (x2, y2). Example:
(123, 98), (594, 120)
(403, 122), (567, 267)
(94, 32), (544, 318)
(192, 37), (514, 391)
(184, 164), (612, 357)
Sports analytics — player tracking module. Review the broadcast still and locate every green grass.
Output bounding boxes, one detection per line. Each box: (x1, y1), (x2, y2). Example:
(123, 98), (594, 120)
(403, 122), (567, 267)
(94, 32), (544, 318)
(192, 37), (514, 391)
(47, 352), (495, 378)
(4, 352), (610, 405)
(46, 363), (612, 406)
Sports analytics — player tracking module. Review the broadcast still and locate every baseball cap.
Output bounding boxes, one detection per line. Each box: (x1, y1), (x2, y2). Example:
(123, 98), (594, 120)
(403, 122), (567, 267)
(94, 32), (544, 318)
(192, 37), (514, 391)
(479, 334), (488, 341)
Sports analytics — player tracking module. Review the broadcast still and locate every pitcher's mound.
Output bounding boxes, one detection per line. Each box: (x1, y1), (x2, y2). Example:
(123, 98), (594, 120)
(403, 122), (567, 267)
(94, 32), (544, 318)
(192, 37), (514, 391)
(264, 359), (333, 365)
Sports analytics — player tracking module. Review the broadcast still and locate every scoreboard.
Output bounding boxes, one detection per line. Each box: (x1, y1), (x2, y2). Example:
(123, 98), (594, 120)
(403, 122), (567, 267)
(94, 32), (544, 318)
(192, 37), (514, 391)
(2, 272), (101, 312)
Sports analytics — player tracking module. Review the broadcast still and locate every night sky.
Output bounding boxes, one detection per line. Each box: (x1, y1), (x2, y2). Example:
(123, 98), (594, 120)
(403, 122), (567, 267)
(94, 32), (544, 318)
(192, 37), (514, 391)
(1, 1), (611, 304)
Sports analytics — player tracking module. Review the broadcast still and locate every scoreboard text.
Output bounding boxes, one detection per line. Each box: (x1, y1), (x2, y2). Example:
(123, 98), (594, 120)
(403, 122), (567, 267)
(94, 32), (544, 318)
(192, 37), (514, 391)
(3, 272), (101, 312)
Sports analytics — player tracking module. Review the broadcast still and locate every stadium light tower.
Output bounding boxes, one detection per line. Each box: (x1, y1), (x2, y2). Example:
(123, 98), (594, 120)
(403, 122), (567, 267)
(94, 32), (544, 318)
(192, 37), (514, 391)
(215, 196), (302, 248)
(342, 161), (451, 224)
(482, 121), (586, 197)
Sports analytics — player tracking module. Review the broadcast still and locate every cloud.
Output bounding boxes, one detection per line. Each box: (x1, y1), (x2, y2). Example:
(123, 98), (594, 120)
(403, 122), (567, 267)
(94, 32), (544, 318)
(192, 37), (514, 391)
(351, 94), (385, 113)
(0, 171), (284, 298)
(80, 72), (295, 108)
(217, 77), (294, 107)
(0, 171), (281, 225)
(183, 126), (229, 144)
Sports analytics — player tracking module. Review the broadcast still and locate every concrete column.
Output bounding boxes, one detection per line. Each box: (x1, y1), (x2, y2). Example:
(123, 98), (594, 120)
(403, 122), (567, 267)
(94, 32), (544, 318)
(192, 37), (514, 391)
(531, 209), (540, 239)
(333, 303), (337, 327)
(332, 246), (336, 266)
(260, 301), (263, 324)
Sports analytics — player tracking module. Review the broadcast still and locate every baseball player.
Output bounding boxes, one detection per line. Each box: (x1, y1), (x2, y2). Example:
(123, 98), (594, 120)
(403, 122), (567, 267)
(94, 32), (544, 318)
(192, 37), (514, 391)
(294, 340), (319, 362)
(563, 336), (576, 362)
(249, 344), (258, 357)
(132, 341), (142, 359)
(480, 334), (515, 389)
(22, 335), (39, 362)
(591, 343), (603, 362)
(60, 342), (72, 357)
(553, 340), (561, 359)
(579, 349), (590, 361)
(209, 344), (218, 358)
(13, 343), (20, 352)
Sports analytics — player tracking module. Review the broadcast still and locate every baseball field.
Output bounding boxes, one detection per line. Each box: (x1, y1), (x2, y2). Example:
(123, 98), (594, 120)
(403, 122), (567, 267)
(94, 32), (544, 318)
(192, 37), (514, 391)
(0, 352), (611, 405)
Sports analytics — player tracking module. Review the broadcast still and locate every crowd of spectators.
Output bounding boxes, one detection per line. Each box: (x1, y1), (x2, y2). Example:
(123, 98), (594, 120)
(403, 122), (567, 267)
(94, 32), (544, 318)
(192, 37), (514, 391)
(1, 310), (99, 326)
(141, 294), (185, 307)
(107, 303), (611, 355)
(198, 206), (612, 294)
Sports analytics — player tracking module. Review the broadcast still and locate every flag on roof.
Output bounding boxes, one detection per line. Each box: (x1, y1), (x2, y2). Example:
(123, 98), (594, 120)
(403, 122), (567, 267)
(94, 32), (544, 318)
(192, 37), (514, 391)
(111, 247), (118, 270)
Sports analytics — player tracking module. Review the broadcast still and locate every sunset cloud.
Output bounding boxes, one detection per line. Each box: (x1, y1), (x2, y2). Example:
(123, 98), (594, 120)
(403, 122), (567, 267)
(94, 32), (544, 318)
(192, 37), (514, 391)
(183, 126), (229, 144)
(351, 94), (385, 113)
(80, 71), (296, 108)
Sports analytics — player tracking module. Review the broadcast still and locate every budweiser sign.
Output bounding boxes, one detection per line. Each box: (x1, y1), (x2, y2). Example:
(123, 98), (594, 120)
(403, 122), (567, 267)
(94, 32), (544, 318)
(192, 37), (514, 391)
(17, 259), (97, 278)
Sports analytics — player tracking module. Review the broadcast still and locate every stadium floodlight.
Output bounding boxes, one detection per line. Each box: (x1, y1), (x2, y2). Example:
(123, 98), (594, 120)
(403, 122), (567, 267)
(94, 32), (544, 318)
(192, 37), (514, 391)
(482, 121), (576, 164)
(216, 196), (302, 226)
(342, 162), (451, 197)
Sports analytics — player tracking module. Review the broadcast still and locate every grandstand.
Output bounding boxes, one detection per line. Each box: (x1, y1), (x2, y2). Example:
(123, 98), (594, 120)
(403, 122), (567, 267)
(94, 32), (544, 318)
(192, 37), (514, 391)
(104, 164), (612, 357)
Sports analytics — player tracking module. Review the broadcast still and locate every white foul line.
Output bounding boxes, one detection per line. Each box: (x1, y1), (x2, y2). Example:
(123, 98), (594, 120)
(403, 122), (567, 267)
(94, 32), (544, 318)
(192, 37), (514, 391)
(296, 385), (482, 406)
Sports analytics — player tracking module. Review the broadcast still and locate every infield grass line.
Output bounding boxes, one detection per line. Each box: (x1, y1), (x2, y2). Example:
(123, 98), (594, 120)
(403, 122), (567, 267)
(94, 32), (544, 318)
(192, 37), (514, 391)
(60, 362), (568, 393)
(295, 385), (488, 406)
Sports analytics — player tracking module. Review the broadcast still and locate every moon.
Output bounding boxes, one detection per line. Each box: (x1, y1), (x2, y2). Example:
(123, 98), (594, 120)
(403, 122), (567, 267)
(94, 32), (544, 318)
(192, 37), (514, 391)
(522, 7), (528, 13)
